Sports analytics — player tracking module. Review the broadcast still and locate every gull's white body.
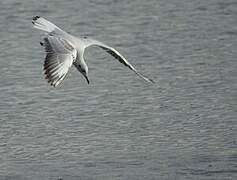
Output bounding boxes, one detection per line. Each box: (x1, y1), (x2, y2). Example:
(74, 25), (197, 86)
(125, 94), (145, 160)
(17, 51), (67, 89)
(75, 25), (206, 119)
(32, 16), (154, 87)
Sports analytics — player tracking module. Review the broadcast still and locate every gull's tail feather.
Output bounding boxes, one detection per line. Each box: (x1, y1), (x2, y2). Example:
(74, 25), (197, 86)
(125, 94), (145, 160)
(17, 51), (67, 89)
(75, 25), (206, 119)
(32, 16), (62, 34)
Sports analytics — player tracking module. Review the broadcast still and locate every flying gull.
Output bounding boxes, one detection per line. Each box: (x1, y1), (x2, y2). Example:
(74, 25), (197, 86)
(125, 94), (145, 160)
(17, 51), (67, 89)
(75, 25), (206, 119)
(32, 16), (154, 87)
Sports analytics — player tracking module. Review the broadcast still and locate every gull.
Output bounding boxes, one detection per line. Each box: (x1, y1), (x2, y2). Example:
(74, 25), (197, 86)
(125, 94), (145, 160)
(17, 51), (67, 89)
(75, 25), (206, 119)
(32, 16), (154, 87)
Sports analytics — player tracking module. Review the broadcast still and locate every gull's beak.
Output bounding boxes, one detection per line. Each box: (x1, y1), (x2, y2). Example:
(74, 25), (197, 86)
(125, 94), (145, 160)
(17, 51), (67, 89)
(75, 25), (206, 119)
(85, 75), (90, 84)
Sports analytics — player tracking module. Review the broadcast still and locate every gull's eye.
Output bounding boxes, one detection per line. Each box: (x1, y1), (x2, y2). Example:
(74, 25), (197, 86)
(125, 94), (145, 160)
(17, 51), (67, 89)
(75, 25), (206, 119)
(78, 65), (81, 68)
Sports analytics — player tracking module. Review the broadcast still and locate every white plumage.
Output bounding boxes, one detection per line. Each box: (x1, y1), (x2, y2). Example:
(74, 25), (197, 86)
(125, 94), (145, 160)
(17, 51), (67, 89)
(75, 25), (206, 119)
(32, 16), (154, 87)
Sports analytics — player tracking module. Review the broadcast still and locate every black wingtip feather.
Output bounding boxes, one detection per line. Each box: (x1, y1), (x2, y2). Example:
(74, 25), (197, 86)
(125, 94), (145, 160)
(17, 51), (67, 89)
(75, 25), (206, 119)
(150, 80), (155, 84)
(33, 16), (40, 21)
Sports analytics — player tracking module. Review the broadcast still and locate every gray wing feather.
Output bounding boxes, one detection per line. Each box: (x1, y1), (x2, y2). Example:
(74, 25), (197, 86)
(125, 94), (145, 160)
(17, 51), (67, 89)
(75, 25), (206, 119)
(42, 36), (76, 87)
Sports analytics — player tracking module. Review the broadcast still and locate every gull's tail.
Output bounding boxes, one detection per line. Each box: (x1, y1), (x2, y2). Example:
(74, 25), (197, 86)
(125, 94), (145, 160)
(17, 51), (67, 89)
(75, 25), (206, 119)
(32, 16), (63, 34)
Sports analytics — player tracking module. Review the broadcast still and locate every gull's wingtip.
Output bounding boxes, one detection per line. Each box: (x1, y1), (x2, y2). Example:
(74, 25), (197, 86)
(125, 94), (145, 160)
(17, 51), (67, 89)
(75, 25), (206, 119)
(145, 77), (155, 84)
(32, 16), (41, 21)
(148, 78), (155, 84)
(135, 71), (155, 84)
(32, 16), (41, 25)
(32, 16), (61, 33)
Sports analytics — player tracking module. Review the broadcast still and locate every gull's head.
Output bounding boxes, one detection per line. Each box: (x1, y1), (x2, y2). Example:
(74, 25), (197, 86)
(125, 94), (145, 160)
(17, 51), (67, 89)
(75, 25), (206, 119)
(76, 62), (89, 84)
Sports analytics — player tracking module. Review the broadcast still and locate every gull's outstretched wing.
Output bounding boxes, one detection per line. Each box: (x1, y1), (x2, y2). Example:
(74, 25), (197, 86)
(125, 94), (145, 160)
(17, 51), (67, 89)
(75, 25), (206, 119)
(41, 36), (77, 87)
(84, 39), (154, 83)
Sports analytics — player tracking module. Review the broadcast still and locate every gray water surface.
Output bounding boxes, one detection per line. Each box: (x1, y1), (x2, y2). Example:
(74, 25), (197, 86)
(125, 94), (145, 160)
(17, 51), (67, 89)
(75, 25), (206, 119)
(0, 0), (237, 179)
